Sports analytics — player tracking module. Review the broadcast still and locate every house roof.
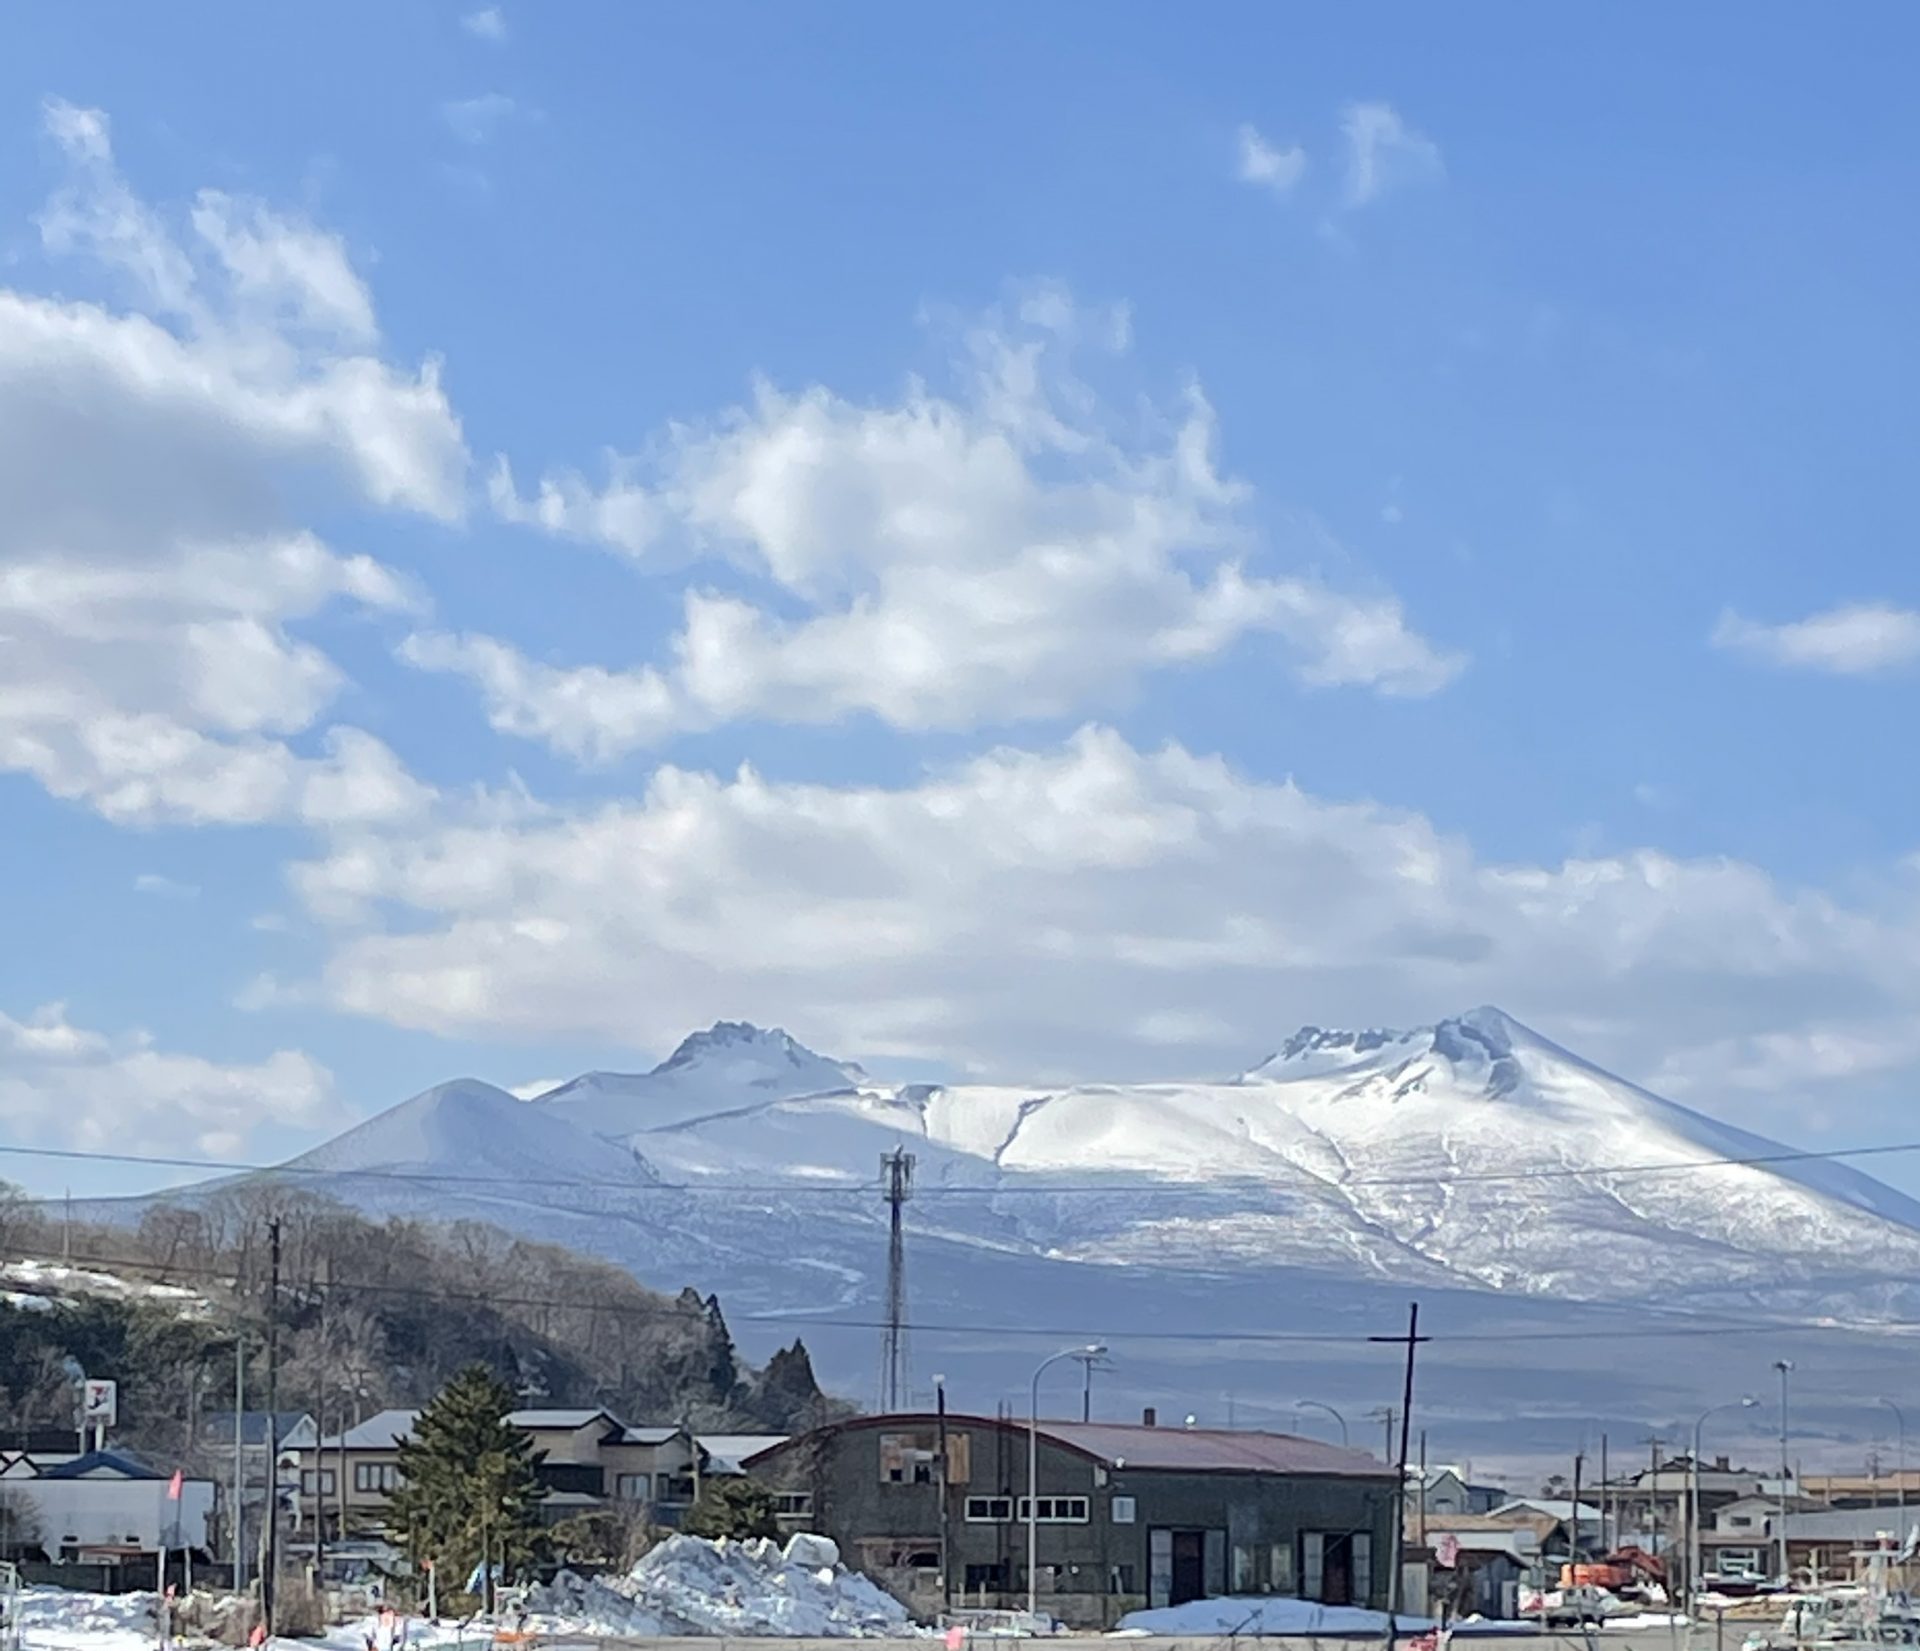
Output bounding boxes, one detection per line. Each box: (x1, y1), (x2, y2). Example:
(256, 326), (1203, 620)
(617, 1426), (684, 1446)
(40, 1450), (169, 1481)
(317, 1409), (418, 1451)
(1776, 1509), (1920, 1544)
(1492, 1498), (1602, 1522)
(204, 1411), (316, 1449)
(698, 1434), (787, 1472)
(748, 1414), (1391, 1479)
(505, 1408), (620, 1434)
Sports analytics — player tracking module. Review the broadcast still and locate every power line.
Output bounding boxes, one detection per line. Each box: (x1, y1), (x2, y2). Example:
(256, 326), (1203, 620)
(6, 1134), (1920, 1198)
(6, 1243), (1918, 1349)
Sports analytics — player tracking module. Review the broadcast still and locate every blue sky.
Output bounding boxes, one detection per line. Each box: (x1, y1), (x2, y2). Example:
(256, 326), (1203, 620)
(3, 4), (1918, 1199)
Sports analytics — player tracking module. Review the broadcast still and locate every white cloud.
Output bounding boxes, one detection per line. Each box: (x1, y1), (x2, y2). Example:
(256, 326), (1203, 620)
(0, 100), (459, 825)
(132, 873), (199, 899)
(442, 94), (517, 145)
(462, 6), (508, 42)
(289, 727), (1920, 1114)
(1236, 124), (1307, 197)
(0, 1001), (334, 1157)
(1712, 603), (1920, 675)
(1341, 101), (1442, 208)
(460, 293), (1461, 757)
(508, 1077), (562, 1101)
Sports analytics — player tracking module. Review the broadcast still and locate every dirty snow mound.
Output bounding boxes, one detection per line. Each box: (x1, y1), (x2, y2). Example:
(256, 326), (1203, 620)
(527, 1534), (918, 1638)
(12, 1588), (158, 1651)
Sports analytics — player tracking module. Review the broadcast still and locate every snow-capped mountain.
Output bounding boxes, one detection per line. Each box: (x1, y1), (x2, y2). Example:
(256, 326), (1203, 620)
(533, 1021), (868, 1136)
(102, 1008), (1920, 1458)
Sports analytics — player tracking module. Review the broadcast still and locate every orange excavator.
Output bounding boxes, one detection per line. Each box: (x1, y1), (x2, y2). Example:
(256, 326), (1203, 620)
(1560, 1546), (1667, 1591)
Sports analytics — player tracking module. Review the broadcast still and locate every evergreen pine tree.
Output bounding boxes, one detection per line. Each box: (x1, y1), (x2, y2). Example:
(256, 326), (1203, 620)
(386, 1365), (548, 1609)
(682, 1476), (780, 1541)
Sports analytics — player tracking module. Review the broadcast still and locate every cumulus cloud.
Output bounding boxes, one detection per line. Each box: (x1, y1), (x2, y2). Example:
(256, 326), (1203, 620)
(1712, 603), (1920, 675)
(0, 100), (458, 825)
(0, 1001), (334, 1157)
(457, 293), (1462, 757)
(132, 873), (199, 899)
(288, 727), (1920, 1115)
(1236, 124), (1307, 197)
(1341, 101), (1442, 207)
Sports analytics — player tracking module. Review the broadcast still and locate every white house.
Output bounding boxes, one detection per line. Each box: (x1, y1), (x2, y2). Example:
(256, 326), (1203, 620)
(0, 1450), (214, 1560)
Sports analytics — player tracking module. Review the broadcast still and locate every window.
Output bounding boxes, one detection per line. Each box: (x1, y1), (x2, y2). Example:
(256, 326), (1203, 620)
(774, 1491), (813, 1516)
(353, 1462), (398, 1494)
(1232, 1544), (1256, 1592)
(1718, 1549), (1764, 1579)
(966, 1496), (1014, 1522)
(1728, 1515), (1753, 1528)
(879, 1431), (938, 1484)
(657, 1472), (695, 1504)
(1108, 1565), (1136, 1595)
(301, 1468), (336, 1495)
(1016, 1497), (1090, 1523)
(1111, 1495), (1137, 1525)
(964, 1562), (1008, 1592)
(615, 1473), (650, 1501)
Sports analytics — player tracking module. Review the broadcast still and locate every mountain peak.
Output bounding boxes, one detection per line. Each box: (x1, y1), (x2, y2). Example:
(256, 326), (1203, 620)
(651, 1021), (863, 1084)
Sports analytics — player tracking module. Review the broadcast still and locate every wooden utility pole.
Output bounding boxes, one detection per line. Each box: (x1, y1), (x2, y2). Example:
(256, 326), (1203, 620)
(1370, 1303), (1430, 1651)
(262, 1219), (281, 1635)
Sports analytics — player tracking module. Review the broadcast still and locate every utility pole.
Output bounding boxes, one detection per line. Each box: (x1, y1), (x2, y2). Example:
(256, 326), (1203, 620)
(1369, 1303), (1429, 1651)
(879, 1149), (914, 1412)
(1571, 1453), (1586, 1564)
(1773, 1361), (1795, 1584)
(1641, 1435), (1665, 1558)
(1599, 1434), (1609, 1553)
(935, 1376), (953, 1614)
(262, 1218), (281, 1635)
(232, 1339), (245, 1593)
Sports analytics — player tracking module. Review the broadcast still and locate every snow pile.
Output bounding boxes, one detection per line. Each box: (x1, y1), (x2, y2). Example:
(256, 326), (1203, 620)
(526, 1533), (917, 1638)
(1115, 1598), (1436, 1637)
(11, 1587), (158, 1651)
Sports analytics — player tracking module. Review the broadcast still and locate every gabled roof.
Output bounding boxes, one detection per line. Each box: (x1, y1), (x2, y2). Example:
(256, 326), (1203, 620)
(204, 1411), (317, 1449)
(749, 1414), (1391, 1479)
(317, 1409), (418, 1451)
(505, 1408), (621, 1435)
(698, 1434), (787, 1472)
(618, 1426), (686, 1446)
(1492, 1498), (1602, 1522)
(40, 1450), (168, 1481)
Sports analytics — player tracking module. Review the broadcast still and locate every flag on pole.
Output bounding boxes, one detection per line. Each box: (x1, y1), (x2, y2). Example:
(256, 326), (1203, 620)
(168, 1469), (183, 1500)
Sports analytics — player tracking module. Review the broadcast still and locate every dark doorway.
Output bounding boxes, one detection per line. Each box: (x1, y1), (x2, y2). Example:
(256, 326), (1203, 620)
(1171, 1530), (1206, 1606)
(1321, 1534), (1354, 1605)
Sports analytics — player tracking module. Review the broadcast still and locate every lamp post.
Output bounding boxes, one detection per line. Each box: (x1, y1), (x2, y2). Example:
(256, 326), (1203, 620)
(1295, 1401), (1350, 1448)
(1030, 1344), (1106, 1619)
(1773, 1361), (1795, 1583)
(1690, 1396), (1758, 1601)
(1881, 1399), (1908, 1520)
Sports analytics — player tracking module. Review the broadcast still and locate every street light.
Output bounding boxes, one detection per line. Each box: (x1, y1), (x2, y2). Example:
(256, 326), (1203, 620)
(1690, 1396), (1758, 1601)
(1029, 1344), (1107, 1618)
(1881, 1399), (1908, 1520)
(1295, 1400), (1350, 1448)
(1773, 1361), (1795, 1583)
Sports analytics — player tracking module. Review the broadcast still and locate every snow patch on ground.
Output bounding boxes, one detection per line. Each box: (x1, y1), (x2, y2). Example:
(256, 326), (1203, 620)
(11, 1587), (158, 1651)
(525, 1533), (920, 1637)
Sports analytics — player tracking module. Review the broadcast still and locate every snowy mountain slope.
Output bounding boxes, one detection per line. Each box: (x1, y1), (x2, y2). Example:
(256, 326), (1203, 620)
(535, 1022), (866, 1137)
(280, 1077), (663, 1188)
